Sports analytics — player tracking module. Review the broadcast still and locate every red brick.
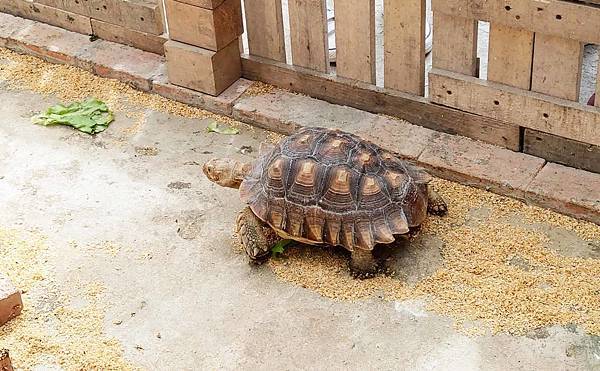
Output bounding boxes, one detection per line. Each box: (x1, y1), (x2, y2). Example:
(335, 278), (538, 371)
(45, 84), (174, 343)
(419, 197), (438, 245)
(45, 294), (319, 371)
(79, 39), (164, 91)
(152, 75), (252, 115)
(352, 115), (436, 160)
(5, 17), (163, 85)
(0, 13), (32, 46)
(0, 349), (13, 371)
(232, 89), (370, 134)
(164, 39), (241, 96)
(418, 133), (546, 199)
(526, 163), (600, 225)
(9, 20), (92, 67)
(0, 0), (92, 35)
(232, 89), (435, 159)
(232, 94), (303, 134)
(165, 0), (242, 51)
(0, 274), (22, 327)
(91, 19), (167, 55)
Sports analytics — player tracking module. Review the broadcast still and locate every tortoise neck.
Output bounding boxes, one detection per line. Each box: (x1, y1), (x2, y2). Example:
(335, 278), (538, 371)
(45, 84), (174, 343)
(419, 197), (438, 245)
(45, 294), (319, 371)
(231, 162), (252, 189)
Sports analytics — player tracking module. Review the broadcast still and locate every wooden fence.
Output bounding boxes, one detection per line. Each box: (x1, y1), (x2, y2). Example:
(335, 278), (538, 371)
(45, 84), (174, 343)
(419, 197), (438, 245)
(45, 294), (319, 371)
(1, 0), (598, 172)
(240, 0), (600, 173)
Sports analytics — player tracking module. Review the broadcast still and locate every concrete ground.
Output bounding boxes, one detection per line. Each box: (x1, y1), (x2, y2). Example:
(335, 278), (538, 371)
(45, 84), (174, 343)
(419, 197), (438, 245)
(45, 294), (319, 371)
(0, 80), (599, 370)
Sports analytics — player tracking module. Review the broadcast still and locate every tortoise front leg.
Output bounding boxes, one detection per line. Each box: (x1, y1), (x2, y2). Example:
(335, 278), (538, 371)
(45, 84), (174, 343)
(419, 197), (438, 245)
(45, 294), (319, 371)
(236, 207), (280, 264)
(427, 186), (448, 216)
(349, 249), (378, 278)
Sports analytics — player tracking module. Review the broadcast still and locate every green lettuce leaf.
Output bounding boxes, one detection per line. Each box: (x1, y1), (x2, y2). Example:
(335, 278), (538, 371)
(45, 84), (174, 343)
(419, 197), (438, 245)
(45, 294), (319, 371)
(32, 98), (114, 135)
(206, 121), (240, 135)
(272, 239), (293, 257)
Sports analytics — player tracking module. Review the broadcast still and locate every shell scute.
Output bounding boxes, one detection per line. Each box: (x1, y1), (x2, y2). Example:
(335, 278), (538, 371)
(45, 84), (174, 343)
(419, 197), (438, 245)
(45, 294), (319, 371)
(241, 127), (431, 251)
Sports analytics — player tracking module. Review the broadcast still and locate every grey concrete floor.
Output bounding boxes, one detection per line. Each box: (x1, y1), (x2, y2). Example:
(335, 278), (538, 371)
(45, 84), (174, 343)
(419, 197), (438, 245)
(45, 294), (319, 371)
(1, 84), (599, 370)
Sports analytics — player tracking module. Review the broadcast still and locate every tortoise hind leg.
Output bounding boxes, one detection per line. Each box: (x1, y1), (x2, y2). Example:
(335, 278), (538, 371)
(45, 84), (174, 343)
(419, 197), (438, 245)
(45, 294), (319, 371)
(236, 207), (280, 264)
(349, 249), (379, 278)
(427, 186), (448, 216)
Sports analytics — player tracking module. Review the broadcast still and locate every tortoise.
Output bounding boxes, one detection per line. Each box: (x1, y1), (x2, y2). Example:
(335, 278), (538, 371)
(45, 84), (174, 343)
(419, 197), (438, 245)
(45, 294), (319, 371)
(203, 127), (447, 276)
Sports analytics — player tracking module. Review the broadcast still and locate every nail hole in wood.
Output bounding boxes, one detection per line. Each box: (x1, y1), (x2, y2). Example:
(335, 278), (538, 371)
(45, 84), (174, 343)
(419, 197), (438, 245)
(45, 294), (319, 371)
(446, 90), (453, 95)
(537, 7), (543, 11)
(494, 100), (500, 105)
(515, 15), (521, 20)
(543, 113), (549, 118)
(505, 5), (511, 11)
(556, 14), (562, 20)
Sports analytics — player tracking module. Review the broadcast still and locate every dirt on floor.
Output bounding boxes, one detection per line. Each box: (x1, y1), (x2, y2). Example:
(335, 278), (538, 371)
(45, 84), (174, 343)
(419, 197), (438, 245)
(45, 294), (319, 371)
(1, 48), (599, 370)
(266, 178), (600, 336)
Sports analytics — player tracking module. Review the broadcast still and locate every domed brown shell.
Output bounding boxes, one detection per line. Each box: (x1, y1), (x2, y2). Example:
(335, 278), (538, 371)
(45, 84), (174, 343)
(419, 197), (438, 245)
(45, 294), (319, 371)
(239, 127), (432, 251)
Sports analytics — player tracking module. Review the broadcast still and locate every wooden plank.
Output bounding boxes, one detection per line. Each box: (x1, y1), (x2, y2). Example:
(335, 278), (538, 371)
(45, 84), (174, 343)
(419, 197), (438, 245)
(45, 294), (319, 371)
(432, 13), (478, 76)
(87, 0), (164, 35)
(431, 0), (600, 45)
(176, 0), (226, 8)
(526, 33), (584, 165)
(91, 19), (167, 55)
(35, 0), (89, 16)
(429, 68), (600, 146)
(531, 34), (583, 101)
(487, 24), (534, 89)
(0, 0), (92, 35)
(288, 0), (328, 72)
(333, 0), (376, 83)
(384, 0), (425, 95)
(241, 54), (520, 149)
(244, 0), (286, 62)
(165, 40), (241, 96)
(165, 0), (242, 51)
(523, 129), (600, 173)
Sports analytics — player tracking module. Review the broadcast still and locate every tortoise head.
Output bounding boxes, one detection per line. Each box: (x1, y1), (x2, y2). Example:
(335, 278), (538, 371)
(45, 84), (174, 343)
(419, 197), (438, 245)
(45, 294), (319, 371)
(203, 158), (251, 189)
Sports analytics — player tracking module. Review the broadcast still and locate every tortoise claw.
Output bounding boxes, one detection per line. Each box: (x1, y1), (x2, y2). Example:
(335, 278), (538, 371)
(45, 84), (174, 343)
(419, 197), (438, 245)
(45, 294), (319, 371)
(349, 250), (379, 279)
(237, 206), (278, 264)
(427, 187), (448, 216)
(349, 268), (378, 280)
(428, 202), (448, 216)
(248, 254), (270, 265)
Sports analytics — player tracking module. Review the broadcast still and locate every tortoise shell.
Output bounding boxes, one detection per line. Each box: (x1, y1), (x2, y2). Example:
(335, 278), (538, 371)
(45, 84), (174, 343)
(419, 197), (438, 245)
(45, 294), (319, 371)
(239, 127), (432, 251)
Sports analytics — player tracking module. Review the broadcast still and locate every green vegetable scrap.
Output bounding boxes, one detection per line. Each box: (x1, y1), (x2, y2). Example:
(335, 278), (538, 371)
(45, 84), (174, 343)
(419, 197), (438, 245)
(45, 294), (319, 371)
(32, 98), (114, 134)
(206, 122), (239, 135)
(272, 239), (293, 257)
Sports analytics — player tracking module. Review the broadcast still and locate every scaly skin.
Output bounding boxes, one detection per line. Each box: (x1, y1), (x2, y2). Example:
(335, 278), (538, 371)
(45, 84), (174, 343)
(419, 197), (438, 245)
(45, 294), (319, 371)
(427, 186), (448, 216)
(236, 206), (280, 264)
(349, 249), (379, 279)
(203, 159), (251, 189)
